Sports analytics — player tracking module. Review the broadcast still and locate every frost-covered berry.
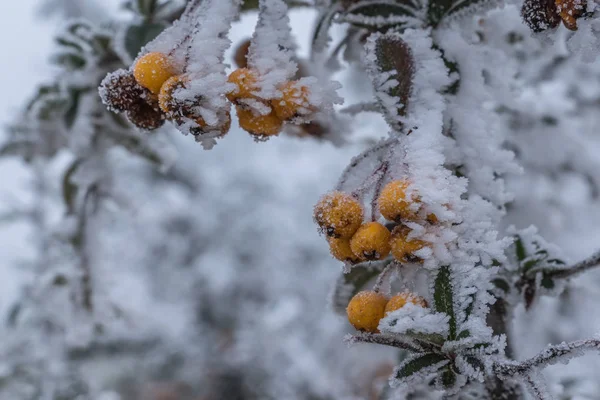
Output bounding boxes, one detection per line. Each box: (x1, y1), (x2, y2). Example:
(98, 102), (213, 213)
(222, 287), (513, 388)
(190, 110), (232, 137)
(384, 292), (427, 315)
(328, 237), (360, 263)
(227, 68), (260, 104)
(234, 39), (252, 69)
(346, 290), (388, 333)
(390, 225), (427, 263)
(133, 52), (178, 95)
(271, 81), (314, 121)
(378, 180), (420, 223)
(521, 0), (561, 32)
(126, 102), (165, 131)
(236, 106), (282, 138)
(350, 222), (391, 261)
(158, 75), (187, 116)
(99, 69), (147, 113)
(314, 191), (363, 239)
(556, 0), (586, 30)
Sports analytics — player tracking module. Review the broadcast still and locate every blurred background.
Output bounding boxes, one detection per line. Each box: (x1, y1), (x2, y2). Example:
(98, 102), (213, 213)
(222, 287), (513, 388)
(3, 1), (600, 399)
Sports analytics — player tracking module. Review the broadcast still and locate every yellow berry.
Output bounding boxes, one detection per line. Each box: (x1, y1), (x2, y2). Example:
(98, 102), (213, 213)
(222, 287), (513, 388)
(390, 225), (427, 263)
(384, 292), (428, 315)
(133, 52), (177, 95)
(158, 74), (189, 116)
(328, 237), (360, 263)
(350, 222), (391, 261)
(314, 191), (363, 239)
(346, 290), (389, 333)
(227, 68), (260, 103)
(236, 106), (282, 137)
(271, 81), (313, 121)
(378, 180), (420, 222)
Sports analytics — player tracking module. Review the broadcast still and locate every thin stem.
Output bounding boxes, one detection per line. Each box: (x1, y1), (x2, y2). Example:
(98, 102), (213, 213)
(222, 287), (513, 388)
(335, 138), (397, 191)
(372, 260), (397, 293)
(339, 102), (381, 116)
(370, 161), (389, 221)
(494, 339), (600, 377)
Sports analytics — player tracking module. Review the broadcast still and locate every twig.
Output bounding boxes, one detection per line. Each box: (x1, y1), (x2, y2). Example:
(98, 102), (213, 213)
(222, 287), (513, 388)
(370, 161), (389, 221)
(344, 332), (423, 353)
(538, 250), (600, 280)
(523, 374), (553, 400)
(494, 339), (600, 377)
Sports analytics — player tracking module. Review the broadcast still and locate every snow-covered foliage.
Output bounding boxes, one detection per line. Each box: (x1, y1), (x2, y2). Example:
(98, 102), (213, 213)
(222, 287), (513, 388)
(6, 0), (600, 398)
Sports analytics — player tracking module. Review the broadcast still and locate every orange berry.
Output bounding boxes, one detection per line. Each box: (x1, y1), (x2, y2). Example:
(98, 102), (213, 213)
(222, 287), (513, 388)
(390, 225), (427, 263)
(427, 213), (438, 224)
(133, 52), (177, 95)
(384, 292), (428, 315)
(378, 180), (420, 222)
(227, 68), (260, 103)
(346, 290), (389, 333)
(314, 191), (363, 239)
(350, 222), (391, 261)
(328, 237), (360, 263)
(271, 81), (314, 121)
(236, 106), (282, 137)
(158, 74), (189, 116)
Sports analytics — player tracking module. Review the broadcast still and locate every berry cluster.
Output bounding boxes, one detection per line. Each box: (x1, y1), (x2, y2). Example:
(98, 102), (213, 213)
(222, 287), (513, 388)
(226, 68), (316, 139)
(101, 51), (231, 137)
(314, 179), (437, 265)
(346, 290), (427, 333)
(522, 0), (587, 31)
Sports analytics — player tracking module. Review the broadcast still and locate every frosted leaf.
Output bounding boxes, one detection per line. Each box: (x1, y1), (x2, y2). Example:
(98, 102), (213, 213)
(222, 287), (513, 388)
(390, 353), (449, 389)
(379, 302), (451, 338)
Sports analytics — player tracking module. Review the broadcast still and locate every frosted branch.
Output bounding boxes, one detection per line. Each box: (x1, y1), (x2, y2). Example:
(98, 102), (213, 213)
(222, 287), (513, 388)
(494, 339), (600, 377)
(538, 250), (600, 280)
(523, 374), (553, 400)
(344, 332), (423, 353)
(372, 260), (398, 293)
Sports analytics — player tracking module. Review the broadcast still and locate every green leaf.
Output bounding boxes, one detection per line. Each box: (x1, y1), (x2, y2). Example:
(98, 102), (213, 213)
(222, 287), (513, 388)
(456, 329), (470, 340)
(367, 32), (415, 132)
(311, 8), (337, 55)
(428, 0), (453, 25)
(64, 88), (90, 130)
(124, 22), (167, 60)
(405, 330), (446, 347)
(440, 367), (457, 388)
(395, 353), (447, 381)
(515, 235), (527, 261)
(540, 273), (555, 289)
(491, 278), (510, 293)
(331, 264), (382, 315)
(464, 355), (485, 373)
(434, 265), (456, 339)
(52, 52), (87, 70)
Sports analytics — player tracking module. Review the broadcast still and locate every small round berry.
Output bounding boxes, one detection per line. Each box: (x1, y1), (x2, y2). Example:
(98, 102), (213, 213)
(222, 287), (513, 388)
(227, 68), (259, 103)
(99, 69), (147, 113)
(314, 191), (363, 239)
(384, 292), (428, 315)
(378, 180), (420, 223)
(346, 290), (389, 333)
(133, 52), (177, 95)
(521, 0), (561, 32)
(329, 237), (360, 263)
(236, 106), (282, 138)
(234, 39), (252, 69)
(271, 81), (314, 121)
(390, 225), (427, 263)
(126, 102), (165, 131)
(190, 110), (232, 137)
(350, 222), (392, 261)
(158, 75), (188, 116)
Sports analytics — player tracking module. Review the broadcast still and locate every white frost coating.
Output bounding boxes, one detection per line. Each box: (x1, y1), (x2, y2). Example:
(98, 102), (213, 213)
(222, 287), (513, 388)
(379, 303), (450, 337)
(248, 0), (298, 97)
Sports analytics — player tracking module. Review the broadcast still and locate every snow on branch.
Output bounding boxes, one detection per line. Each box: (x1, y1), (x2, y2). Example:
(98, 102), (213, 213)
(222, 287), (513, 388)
(537, 249), (600, 280)
(344, 331), (426, 353)
(494, 339), (600, 377)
